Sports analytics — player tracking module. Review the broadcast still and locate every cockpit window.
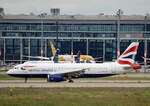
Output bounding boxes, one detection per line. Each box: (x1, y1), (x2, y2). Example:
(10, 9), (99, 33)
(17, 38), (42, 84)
(14, 67), (19, 69)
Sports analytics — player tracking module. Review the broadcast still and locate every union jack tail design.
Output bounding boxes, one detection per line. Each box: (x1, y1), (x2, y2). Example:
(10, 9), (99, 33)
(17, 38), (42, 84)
(117, 42), (141, 70)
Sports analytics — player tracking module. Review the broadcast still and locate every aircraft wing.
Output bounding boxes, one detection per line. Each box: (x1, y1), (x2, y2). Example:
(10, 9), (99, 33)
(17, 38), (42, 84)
(52, 68), (87, 77)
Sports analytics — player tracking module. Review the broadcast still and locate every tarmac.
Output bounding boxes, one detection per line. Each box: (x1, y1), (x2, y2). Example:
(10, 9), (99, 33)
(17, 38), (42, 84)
(1, 72), (150, 88)
(0, 80), (150, 88)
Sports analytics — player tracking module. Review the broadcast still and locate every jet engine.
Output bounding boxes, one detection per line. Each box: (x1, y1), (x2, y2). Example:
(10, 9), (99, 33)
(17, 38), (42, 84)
(47, 74), (66, 82)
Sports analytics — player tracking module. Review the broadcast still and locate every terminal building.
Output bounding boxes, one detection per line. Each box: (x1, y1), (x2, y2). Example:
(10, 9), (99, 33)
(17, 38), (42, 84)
(0, 8), (150, 64)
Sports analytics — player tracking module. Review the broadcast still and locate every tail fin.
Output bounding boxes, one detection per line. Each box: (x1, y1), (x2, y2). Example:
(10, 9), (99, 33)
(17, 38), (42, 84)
(50, 41), (56, 56)
(75, 51), (81, 63)
(117, 42), (139, 65)
(53, 49), (59, 63)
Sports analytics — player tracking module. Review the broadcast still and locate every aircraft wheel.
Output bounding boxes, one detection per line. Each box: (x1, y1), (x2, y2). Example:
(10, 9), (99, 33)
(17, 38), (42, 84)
(68, 79), (74, 83)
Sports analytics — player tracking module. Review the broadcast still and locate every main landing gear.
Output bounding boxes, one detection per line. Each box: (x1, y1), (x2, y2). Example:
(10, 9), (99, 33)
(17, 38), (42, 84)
(68, 76), (74, 83)
(24, 78), (28, 83)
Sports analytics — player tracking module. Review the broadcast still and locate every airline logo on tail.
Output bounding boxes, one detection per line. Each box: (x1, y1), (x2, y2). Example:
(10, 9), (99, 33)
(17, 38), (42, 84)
(117, 42), (141, 70)
(50, 41), (56, 56)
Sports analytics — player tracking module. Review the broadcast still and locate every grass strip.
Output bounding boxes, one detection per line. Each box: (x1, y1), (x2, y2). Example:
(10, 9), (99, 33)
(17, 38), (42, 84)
(0, 87), (150, 106)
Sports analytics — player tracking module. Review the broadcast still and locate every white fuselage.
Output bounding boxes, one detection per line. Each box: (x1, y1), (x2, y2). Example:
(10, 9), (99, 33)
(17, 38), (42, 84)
(7, 61), (132, 77)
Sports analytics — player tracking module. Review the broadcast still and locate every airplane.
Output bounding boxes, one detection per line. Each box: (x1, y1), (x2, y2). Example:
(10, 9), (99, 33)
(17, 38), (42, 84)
(50, 41), (95, 63)
(7, 42), (141, 83)
(22, 41), (96, 63)
(23, 49), (68, 63)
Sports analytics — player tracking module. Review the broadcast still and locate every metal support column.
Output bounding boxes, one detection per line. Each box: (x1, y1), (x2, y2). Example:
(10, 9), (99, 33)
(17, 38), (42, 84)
(144, 40), (147, 72)
(20, 38), (23, 63)
(28, 39), (30, 60)
(103, 40), (105, 62)
(3, 38), (5, 64)
(144, 15), (148, 72)
(117, 16), (120, 59)
(41, 18), (44, 58)
(45, 39), (47, 57)
(71, 32), (74, 54)
(116, 9), (123, 59)
(86, 39), (88, 55)
(56, 21), (59, 49)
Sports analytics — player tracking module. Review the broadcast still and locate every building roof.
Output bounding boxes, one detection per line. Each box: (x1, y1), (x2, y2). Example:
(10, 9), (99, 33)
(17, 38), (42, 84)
(1, 14), (150, 20)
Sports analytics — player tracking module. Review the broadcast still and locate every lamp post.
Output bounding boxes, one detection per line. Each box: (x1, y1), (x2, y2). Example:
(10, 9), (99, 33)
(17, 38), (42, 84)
(71, 24), (74, 54)
(56, 21), (59, 49)
(40, 14), (44, 59)
(116, 9), (123, 59)
(144, 15), (148, 72)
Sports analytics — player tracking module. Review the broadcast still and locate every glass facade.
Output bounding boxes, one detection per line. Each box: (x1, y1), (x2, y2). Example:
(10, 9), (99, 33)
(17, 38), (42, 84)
(22, 39), (29, 60)
(120, 24), (144, 32)
(136, 40), (144, 62)
(0, 23), (147, 33)
(144, 34), (150, 38)
(30, 39), (41, 56)
(0, 18), (150, 63)
(148, 41), (150, 59)
(0, 39), (3, 60)
(146, 24), (150, 31)
(0, 24), (117, 32)
(105, 40), (116, 61)
(5, 39), (20, 60)
(89, 40), (103, 61)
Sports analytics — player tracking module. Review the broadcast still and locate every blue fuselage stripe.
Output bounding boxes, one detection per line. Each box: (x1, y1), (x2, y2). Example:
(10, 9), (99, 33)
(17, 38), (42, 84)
(8, 74), (117, 78)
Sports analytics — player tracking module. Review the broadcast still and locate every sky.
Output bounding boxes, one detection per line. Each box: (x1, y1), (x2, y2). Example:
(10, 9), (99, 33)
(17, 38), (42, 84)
(0, 0), (150, 15)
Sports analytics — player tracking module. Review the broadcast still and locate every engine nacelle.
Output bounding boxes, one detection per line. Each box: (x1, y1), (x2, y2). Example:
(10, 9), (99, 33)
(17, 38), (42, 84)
(47, 74), (66, 82)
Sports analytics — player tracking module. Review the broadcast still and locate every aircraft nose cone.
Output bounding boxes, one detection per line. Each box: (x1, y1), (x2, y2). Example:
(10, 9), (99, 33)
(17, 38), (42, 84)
(7, 69), (13, 74)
